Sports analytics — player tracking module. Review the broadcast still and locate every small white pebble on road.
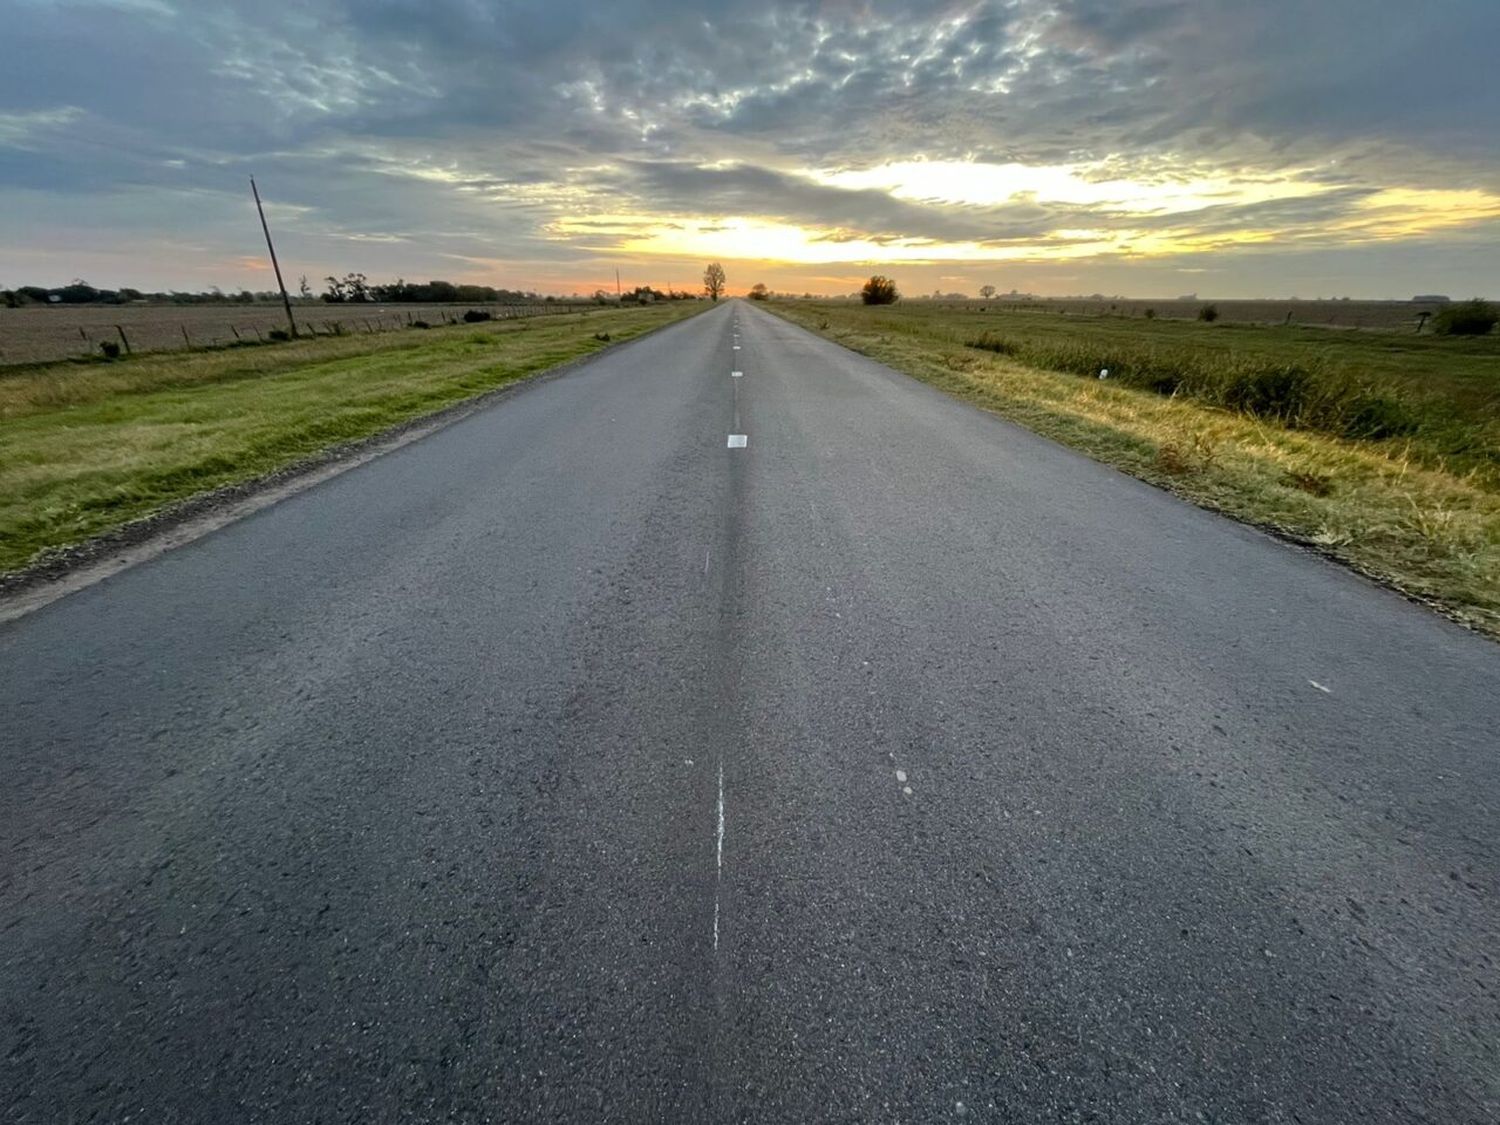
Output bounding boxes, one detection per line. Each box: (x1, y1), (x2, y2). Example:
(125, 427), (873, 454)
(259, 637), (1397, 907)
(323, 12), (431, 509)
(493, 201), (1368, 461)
(727, 434), (748, 448)
(902, 786), (913, 796)
(895, 769), (907, 783)
(1309, 680), (1332, 693)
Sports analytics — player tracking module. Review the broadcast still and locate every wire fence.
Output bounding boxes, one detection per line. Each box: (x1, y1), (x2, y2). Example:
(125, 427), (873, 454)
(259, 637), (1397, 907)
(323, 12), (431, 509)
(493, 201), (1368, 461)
(0, 302), (603, 365)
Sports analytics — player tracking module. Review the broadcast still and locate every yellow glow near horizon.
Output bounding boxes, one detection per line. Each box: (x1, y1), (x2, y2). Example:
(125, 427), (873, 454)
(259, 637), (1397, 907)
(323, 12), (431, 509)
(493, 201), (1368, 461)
(552, 210), (1307, 265)
(812, 159), (1333, 215)
(1340, 188), (1500, 238)
(542, 163), (1500, 267)
(550, 212), (1132, 263)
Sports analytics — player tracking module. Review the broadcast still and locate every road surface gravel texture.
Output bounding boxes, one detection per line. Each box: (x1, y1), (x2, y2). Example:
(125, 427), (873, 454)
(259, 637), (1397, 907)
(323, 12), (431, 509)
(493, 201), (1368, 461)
(2, 301), (1497, 1122)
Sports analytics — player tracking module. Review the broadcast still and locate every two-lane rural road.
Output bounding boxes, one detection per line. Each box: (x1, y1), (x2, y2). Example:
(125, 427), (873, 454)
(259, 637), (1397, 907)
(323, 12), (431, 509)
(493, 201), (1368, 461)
(3, 301), (1497, 1121)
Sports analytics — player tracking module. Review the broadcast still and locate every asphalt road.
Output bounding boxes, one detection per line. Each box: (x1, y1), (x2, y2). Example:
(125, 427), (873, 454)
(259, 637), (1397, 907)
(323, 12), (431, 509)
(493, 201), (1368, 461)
(3, 300), (1498, 1122)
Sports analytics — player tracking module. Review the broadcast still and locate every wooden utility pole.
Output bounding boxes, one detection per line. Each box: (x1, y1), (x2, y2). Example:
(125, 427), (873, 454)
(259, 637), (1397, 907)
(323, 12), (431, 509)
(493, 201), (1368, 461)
(250, 177), (298, 339)
(615, 268), (621, 299)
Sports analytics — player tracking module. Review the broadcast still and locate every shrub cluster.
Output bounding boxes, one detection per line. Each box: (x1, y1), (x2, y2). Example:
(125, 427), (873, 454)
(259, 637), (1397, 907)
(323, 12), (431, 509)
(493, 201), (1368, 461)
(1432, 299), (1497, 337)
(862, 276), (899, 305)
(964, 334), (1420, 440)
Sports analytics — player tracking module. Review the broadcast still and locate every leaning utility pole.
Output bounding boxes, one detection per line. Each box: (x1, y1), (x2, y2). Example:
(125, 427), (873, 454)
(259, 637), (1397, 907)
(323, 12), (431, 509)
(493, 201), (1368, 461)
(250, 177), (298, 339)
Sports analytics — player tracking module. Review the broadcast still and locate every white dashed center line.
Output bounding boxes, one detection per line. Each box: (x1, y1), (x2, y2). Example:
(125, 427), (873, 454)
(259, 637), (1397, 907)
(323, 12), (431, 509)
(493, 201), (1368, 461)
(1309, 680), (1333, 694)
(714, 762), (725, 951)
(731, 370), (743, 378)
(727, 434), (748, 448)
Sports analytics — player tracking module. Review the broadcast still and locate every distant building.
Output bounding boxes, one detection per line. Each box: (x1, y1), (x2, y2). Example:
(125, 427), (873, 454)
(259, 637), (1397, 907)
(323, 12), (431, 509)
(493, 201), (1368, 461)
(1413, 295), (1452, 303)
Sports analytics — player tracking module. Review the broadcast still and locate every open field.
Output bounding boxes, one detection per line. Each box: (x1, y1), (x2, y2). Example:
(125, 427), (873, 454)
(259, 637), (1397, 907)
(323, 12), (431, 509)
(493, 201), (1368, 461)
(0, 301), (607, 365)
(940, 296), (1461, 331)
(0, 302), (700, 574)
(767, 300), (1500, 636)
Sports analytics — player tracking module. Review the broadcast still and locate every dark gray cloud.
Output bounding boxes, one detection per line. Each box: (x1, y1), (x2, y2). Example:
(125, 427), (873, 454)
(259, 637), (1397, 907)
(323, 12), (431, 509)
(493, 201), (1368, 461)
(1, 0), (1496, 295)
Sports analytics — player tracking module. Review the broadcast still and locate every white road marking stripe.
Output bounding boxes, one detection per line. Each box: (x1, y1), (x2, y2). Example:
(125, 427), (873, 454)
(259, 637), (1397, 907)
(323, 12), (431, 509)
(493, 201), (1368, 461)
(714, 763), (725, 951)
(731, 370), (743, 377)
(1309, 680), (1332, 694)
(727, 434), (748, 448)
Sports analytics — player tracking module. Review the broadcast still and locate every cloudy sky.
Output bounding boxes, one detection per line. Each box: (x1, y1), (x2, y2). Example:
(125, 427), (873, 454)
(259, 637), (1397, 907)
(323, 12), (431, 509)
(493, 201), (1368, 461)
(2, 0), (1497, 298)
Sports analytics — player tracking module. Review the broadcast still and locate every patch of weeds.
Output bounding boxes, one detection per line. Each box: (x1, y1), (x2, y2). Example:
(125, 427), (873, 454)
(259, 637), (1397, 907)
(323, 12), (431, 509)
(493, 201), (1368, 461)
(1284, 470), (1334, 497)
(1154, 432), (1219, 476)
(965, 332), (1019, 356)
(1154, 442), (1192, 475)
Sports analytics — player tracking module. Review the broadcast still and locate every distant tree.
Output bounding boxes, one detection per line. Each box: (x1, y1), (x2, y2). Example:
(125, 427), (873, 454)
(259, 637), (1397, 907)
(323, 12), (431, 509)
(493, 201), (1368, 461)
(622, 285), (668, 304)
(323, 273), (370, 302)
(979, 284), (996, 299)
(298, 274), (312, 300)
(748, 282), (770, 301)
(1197, 303), (1219, 322)
(862, 275), (899, 305)
(57, 279), (106, 304)
(1432, 298), (1497, 336)
(703, 262), (726, 302)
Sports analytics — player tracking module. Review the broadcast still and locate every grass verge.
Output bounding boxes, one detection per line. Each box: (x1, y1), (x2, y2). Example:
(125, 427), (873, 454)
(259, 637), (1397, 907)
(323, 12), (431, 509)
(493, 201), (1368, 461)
(0, 304), (701, 575)
(767, 301), (1500, 638)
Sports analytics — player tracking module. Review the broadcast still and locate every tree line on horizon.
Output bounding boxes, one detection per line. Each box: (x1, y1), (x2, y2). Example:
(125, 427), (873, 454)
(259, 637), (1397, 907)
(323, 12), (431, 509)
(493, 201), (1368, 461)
(1, 276), (701, 308)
